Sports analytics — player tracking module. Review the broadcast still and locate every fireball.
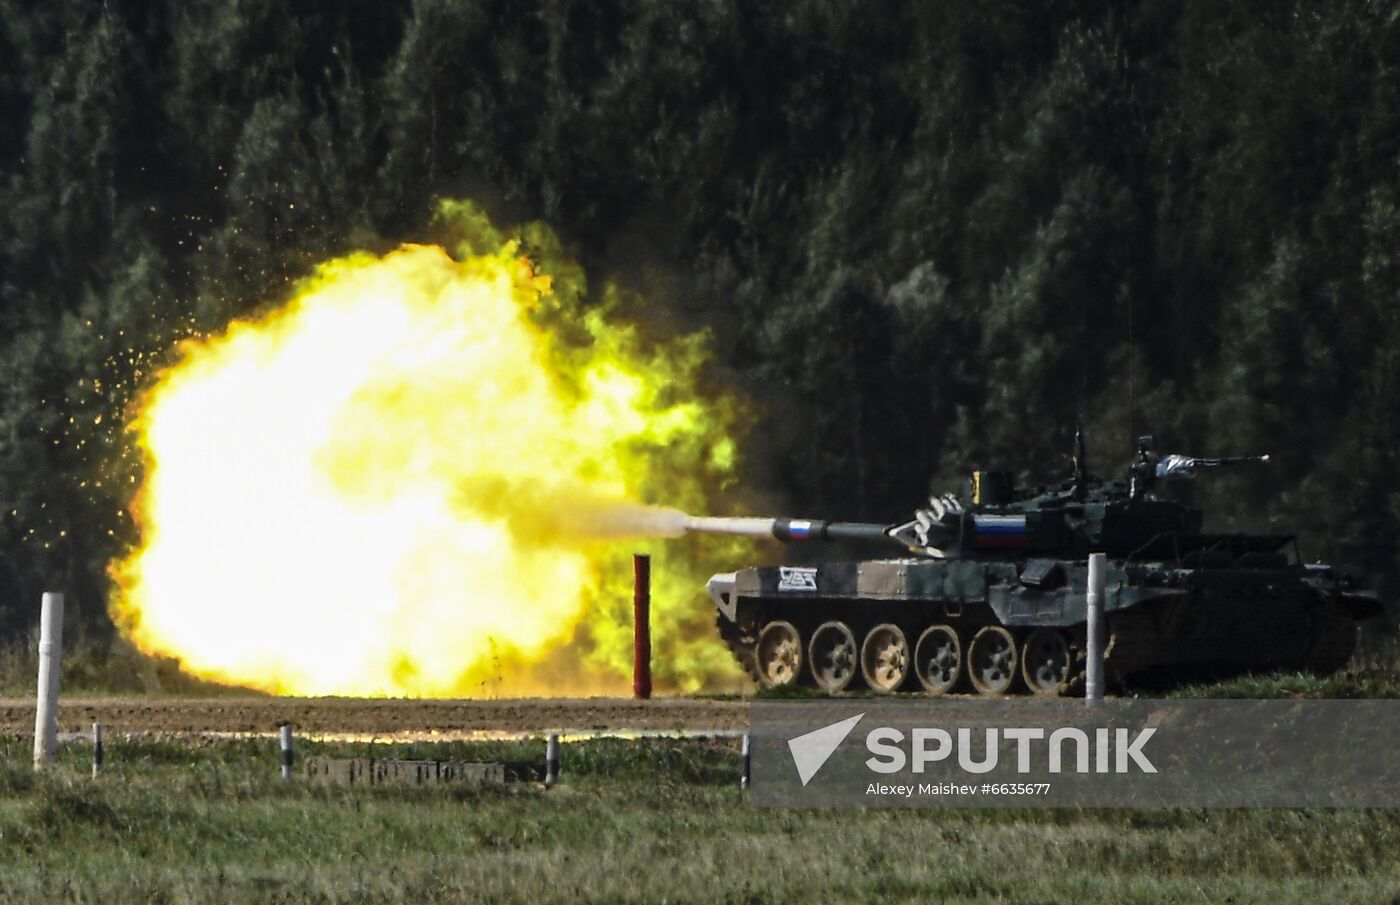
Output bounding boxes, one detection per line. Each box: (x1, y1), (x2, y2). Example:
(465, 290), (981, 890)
(112, 203), (746, 696)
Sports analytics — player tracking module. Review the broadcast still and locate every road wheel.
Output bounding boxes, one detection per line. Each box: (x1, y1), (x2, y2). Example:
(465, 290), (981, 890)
(808, 621), (860, 693)
(914, 624), (962, 695)
(1021, 628), (1072, 696)
(860, 623), (910, 694)
(968, 625), (1019, 695)
(755, 621), (803, 688)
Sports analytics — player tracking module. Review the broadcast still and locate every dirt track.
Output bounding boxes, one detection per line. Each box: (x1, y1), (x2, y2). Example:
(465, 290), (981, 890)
(0, 696), (747, 736)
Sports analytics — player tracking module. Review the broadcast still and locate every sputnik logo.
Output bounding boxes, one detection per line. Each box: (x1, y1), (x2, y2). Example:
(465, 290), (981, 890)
(787, 713), (865, 786)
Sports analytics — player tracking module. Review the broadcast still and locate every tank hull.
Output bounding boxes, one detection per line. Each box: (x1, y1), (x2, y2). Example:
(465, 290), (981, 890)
(711, 556), (1376, 695)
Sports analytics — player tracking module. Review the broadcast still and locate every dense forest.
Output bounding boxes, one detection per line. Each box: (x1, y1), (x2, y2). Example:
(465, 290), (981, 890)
(1, 0), (1398, 641)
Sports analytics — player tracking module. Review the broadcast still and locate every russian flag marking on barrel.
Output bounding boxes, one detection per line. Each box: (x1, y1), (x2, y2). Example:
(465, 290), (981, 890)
(787, 520), (814, 539)
(974, 514), (1028, 548)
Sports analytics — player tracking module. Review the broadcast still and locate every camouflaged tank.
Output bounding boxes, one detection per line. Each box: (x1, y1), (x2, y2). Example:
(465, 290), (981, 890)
(692, 434), (1382, 695)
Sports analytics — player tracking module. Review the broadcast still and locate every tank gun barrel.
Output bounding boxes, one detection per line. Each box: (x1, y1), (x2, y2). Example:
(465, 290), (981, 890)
(683, 516), (893, 544)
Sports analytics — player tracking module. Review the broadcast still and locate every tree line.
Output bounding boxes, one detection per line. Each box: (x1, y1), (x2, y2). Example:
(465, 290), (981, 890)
(1, 0), (1397, 640)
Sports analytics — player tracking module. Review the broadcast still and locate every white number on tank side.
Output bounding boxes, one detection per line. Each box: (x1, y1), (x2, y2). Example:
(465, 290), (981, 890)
(778, 567), (818, 592)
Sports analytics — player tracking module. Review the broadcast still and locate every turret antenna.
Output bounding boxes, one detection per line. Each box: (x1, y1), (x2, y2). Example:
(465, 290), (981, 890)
(1072, 425), (1089, 501)
(1126, 235), (1136, 456)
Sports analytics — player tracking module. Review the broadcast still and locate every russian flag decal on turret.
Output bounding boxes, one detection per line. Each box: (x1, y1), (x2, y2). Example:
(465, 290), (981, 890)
(973, 514), (1028, 548)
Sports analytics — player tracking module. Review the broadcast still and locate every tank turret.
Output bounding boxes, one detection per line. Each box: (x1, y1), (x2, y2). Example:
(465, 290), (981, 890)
(686, 435), (1276, 561)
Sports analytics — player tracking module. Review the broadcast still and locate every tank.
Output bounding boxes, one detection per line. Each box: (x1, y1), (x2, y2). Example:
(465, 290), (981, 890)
(692, 432), (1384, 695)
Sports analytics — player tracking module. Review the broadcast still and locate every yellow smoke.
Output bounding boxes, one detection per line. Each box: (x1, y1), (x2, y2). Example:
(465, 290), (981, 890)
(111, 201), (749, 697)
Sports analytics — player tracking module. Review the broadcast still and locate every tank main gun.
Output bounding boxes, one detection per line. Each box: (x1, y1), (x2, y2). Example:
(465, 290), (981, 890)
(684, 496), (965, 557)
(683, 516), (891, 543)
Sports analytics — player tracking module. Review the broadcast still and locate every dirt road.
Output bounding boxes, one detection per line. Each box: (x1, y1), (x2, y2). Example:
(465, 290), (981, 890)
(0, 696), (747, 736)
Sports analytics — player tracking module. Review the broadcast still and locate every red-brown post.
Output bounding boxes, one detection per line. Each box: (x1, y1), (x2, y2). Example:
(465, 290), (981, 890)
(633, 553), (652, 700)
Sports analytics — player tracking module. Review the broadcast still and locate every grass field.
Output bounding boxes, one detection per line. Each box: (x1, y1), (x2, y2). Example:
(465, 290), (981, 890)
(1, 733), (1399, 904)
(4, 632), (1400, 903)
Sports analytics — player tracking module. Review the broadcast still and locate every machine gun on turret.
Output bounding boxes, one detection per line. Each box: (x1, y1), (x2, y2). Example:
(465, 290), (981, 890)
(1128, 435), (1271, 500)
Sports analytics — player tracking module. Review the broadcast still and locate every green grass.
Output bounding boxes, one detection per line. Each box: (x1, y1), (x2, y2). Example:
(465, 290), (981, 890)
(1166, 669), (1400, 700)
(1, 734), (1399, 903)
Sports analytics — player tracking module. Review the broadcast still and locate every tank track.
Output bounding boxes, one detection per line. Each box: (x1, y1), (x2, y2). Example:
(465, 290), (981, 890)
(716, 607), (1162, 697)
(1102, 607), (1166, 685)
(716, 613), (759, 684)
(717, 595), (1358, 696)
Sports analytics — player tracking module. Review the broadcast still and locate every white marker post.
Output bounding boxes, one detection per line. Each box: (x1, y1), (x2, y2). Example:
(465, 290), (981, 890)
(32, 592), (64, 769)
(741, 733), (752, 792)
(92, 722), (103, 778)
(279, 724), (294, 781)
(1085, 553), (1106, 705)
